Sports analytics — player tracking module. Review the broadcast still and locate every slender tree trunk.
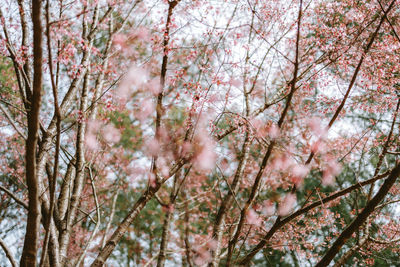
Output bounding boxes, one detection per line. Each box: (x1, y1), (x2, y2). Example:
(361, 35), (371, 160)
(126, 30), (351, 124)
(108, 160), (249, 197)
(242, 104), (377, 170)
(156, 207), (173, 267)
(59, 72), (90, 264)
(210, 132), (250, 266)
(57, 162), (75, 221)
(101, 189), (119, 249)
(20, 0), (43, 265)
(183, 189), (193, 267)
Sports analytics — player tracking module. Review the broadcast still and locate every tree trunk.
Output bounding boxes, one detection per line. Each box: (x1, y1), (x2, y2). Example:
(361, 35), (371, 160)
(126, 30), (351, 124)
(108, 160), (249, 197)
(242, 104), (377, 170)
(20, 0), (43, 265)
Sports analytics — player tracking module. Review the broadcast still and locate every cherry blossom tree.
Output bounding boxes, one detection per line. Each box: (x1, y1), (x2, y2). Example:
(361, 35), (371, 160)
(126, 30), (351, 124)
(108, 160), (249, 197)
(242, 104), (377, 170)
(1, 0), (400, 266)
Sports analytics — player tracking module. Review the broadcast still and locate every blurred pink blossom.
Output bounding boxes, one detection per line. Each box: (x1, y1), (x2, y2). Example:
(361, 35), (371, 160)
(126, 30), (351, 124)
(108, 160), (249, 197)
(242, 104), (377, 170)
(262, 200), (275, 216)
(207, 239), (218, 251)
(193, 126), (217, 172)
(268, 123), (280, 139)
(145, 79), (161, 95)
(193, 245), (211, 266)
(195, 142), (216, 172)
(291, 164), (309, 187)
(102, 124), (121, 144)
(85, 120), (102, 150)
(146, 138), (160, 156)
(272, 155), (293, 171)
(311, 140), (326, 154)
(117, 66), (148, 98)
(247, 209), (262, 226)
(85, 134), (99, 151)
(136, 99), (154, 122)
(307, 117), (326, 137)
(113, 34), (127, 49)
(156, 157), (169, 177)
(322, 160), (342, 185)
(181, 141), (193, 158)
(130, 27), (150, 41)
(229, 78), (241, 88)
(278, 194), (296, 216)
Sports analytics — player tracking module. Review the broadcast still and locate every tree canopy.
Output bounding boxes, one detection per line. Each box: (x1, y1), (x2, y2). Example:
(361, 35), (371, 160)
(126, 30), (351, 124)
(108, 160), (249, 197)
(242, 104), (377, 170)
(1, 0), (400, 266)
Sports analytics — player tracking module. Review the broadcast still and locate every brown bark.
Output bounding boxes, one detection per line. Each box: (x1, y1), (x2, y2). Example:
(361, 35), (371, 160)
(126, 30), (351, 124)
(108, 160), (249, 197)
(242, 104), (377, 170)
(17, 0), (32, 93)
(332, 236), (368, 267)
(156, 207), (173, 267)
(39, 1), (62, 265)
(20, 0), (43, 265)
(0, 185), (28, 209)
(59, 71), (90, 264)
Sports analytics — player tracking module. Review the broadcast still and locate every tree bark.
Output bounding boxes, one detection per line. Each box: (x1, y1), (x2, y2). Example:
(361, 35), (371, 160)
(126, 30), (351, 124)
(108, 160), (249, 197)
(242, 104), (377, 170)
(59, 71), (90, 264)
(20, 0), (43, 265)
(156, 207), (173, 267)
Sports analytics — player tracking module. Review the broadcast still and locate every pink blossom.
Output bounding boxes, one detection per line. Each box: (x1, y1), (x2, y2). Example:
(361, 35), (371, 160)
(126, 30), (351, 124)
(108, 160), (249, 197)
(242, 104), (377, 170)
(311, 140), (326, 154)
(181, 141), (193, 158)
(207, 239), (218, 251)
(87, 119), (101, 133)
(268, 123), (280, 139)
(195, 142), (216, 172)
(278, 194), (296, 216)
(130, 27), (150, 41)
(146, 138), (160, 156)
(156, 157), (169, 177)
(262, 200), (275, 216)
(322, 161), (342, 185)
(85, 134), (99, 151)
(102, 124), (121, 144)
(193, 245), (211, 266)
(145, 79), (161, 95)
(229, 78), (242, 88)
(292, 164), (309, 178)
(193, 126), (217, 172)
(272, 155), (293, 171)
(85, 120), (101, 150)
(250, 118), (266, 138)
(291, 164), (309, 187)
(308, 117), (325, 136)
(117, 66), (148, 98)
(113, 34), (127, 49)
(157, 126), (170, 143)
(148, 173), (156, 188)
(136, 99), (154, 122)
(247, 209), (263, 226)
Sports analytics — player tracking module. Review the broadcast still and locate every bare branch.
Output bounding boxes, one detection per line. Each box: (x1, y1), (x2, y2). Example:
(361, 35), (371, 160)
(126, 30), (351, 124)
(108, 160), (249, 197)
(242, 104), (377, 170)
(0, 237), (17, 267)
